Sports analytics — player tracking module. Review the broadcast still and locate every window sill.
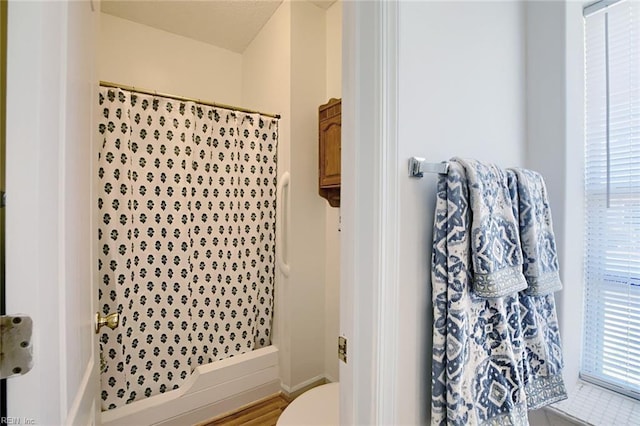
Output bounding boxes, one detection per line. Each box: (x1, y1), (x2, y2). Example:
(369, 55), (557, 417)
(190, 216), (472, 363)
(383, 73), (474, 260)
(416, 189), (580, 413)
(547, 381), (640, 425)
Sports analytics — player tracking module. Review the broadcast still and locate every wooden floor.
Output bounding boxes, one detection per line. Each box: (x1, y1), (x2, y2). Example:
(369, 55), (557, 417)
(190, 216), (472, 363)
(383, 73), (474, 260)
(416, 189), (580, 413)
(200, 394), (290, 426)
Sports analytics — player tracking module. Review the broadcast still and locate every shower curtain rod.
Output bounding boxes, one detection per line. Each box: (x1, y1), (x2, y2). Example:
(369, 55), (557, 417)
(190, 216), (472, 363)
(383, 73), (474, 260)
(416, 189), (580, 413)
(408, 157), (449, 177)
(99, 81), (281, 119)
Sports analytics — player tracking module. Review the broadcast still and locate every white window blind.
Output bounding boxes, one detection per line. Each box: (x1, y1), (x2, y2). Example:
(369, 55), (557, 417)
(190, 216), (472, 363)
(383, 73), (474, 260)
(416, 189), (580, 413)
(582, 0), (640, 400)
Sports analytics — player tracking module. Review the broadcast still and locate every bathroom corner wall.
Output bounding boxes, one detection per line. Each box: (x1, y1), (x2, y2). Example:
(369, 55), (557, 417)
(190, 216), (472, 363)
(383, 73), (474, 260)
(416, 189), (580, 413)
(243, 0), (328, 392)
(324, 0), (342, 384)
(288, 0), (328, 388)
(241, 0), (293, 388)
(98, 13), (242, 106)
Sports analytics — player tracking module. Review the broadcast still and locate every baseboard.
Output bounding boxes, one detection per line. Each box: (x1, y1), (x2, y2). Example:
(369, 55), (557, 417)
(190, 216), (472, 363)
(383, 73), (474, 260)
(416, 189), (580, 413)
(280, 376), (328, 400)
(324, 374), (338, 385)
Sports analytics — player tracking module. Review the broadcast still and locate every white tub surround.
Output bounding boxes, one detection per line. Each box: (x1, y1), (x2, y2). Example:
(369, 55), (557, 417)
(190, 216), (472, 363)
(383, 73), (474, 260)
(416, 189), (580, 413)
(101, 347), (279, 426)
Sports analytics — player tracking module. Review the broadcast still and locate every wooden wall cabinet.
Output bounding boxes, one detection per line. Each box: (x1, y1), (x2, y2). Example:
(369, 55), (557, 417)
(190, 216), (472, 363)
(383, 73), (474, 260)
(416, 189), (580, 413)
(318, 98), (341, 207)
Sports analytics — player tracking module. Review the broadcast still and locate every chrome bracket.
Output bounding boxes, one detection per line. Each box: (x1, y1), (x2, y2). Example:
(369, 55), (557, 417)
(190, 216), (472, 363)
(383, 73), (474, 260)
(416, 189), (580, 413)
(408, 157), (449, 177)
(0, 315), (34, 379)
(408, 157), (426, 178)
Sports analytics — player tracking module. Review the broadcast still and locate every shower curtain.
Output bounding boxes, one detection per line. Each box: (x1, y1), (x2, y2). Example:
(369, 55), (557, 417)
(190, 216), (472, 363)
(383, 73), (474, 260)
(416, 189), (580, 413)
(97, 87), (278, 410)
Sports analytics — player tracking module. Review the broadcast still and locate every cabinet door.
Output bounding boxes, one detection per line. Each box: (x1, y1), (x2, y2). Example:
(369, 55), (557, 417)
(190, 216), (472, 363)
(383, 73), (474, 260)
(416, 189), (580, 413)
(320, 114), (341, 188)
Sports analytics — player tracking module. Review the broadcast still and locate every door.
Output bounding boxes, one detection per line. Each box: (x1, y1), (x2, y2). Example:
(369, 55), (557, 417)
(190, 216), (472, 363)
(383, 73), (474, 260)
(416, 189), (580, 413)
(4, 0), (99, 424)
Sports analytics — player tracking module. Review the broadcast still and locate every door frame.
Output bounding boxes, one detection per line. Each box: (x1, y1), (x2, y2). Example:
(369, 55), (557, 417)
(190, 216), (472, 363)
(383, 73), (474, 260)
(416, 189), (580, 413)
(0, 0), (7, 417)
(340, 1), (401, 424)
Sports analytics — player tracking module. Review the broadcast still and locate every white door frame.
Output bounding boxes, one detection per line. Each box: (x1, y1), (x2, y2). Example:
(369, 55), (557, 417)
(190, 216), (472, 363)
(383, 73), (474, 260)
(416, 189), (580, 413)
(340, 1), (401, 424)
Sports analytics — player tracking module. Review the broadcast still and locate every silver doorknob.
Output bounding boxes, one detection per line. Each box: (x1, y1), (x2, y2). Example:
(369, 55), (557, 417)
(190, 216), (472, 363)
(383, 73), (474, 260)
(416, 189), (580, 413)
(95, 312), (119, 334)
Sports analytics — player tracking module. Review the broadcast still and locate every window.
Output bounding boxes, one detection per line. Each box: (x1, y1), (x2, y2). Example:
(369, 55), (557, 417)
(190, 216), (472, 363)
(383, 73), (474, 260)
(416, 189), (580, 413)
(582, 0), (640, 400)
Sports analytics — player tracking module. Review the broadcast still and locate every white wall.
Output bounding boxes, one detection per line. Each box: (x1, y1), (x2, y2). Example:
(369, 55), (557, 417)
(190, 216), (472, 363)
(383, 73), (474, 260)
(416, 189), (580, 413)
(241, 3), (291, 122)
(99, 13), (243, 106)
(324, 0), (342, 384)
(288, 0), (328, 388)
(396, 1), (525, 423)
(326, 1), (342, 99)
(243, 0), (329, 392)
(525, 1), (567, 274)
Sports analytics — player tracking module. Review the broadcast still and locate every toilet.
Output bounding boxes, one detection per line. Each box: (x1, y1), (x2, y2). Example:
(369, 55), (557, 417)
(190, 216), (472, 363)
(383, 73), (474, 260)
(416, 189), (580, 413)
(277, 382), (339, 425)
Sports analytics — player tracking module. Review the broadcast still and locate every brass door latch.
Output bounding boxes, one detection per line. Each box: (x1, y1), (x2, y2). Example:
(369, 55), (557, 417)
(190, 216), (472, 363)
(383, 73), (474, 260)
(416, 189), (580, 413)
(95, 312), (119, 334)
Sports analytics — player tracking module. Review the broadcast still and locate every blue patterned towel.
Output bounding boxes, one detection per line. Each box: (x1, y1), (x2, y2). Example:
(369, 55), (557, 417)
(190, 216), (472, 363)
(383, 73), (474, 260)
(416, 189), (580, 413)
(508, 168), (562, 295)
(506, 170), (568, 409)
(453, 158), (528, 298)
(431, 162), (529, 426)
(517, 293), (568, 409)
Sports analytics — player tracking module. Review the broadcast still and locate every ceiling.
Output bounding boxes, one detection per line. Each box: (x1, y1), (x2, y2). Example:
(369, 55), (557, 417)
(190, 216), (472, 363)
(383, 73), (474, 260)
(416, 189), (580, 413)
(101, 0), (337, 54)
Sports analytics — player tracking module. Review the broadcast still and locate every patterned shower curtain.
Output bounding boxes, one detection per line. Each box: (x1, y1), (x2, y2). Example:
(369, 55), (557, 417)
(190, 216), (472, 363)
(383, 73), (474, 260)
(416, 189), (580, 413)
(97, 87), (277, 410)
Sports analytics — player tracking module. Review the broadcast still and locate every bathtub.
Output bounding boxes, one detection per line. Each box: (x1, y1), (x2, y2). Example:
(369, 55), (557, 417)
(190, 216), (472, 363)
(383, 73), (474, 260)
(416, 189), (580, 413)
(101, 346), (280, 426)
